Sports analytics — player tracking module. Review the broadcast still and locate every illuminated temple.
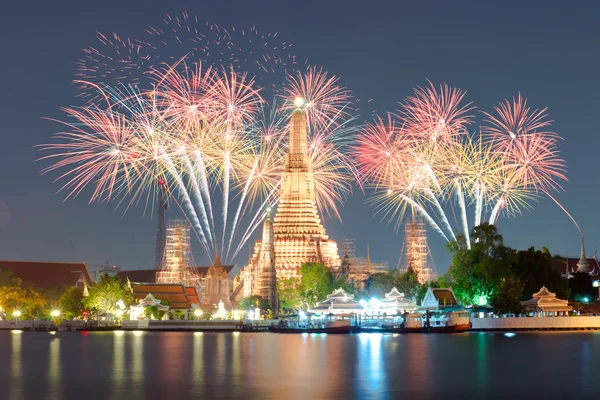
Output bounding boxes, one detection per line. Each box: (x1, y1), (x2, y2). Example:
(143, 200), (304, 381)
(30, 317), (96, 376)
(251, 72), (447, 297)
(244, 101), (341, 306)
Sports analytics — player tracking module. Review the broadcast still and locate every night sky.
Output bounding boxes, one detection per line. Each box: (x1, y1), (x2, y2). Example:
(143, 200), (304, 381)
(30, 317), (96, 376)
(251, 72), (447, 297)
(1, 0), (599, 276)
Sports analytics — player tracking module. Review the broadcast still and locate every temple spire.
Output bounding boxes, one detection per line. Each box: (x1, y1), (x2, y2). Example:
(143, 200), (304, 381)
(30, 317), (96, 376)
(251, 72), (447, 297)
(286, 99), (309, 171)
(577, 229), (590, 273)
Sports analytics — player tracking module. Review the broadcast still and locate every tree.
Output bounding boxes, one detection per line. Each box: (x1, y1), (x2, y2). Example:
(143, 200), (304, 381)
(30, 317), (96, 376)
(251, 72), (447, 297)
(365, 268), (423, 300)
(364, 271), (395, 299)
(60, 286), (84, 320)
(83, 275), (133, 314)
(489, 276), (525, 315)
(239, 295), (271, 312)
(512, 247), (566, 299)
(393, 268), (422, 300)
(277, 277), (302, 311)
(297, 263), (336, 308)
(569, 273), (595, 301)
(446, 224), (516, 306)
(0, 270), (47, 319)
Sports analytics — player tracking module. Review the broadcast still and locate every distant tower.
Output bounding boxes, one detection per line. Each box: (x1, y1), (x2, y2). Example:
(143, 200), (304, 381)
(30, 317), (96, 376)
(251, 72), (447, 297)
(156, 219), (200, 287)
(154, 178), (168, 269)
(402, 214), (435, 284)
(244, 207), (278, 309)
(577, 230), (591, 273)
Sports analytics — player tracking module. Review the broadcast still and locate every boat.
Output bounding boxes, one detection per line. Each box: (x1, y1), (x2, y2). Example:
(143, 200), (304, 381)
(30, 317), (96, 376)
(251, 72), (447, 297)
(272, 319), (356, 334)
(427, 310), (471, 333)
(380, 313), (426, 333)
(375, 310), (471, 333)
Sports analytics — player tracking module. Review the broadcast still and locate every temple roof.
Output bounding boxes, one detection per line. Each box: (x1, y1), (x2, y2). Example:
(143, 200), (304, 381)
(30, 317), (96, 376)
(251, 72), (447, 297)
(308, 288), (364, 314)
(116, 265), (234, 284)
(0, 260), (93, 289)
(420, 287), (460, 310)
(207, 253), (229, 279)
(132, 283), (199, 309)
(521, 286), (572, 312)
(553, 257), (600, 277)
(384, 287), (405, 300)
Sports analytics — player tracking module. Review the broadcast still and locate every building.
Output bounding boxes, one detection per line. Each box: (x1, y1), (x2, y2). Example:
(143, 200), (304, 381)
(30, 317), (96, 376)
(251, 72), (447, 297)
(379, 287), (418, 314)
(308, 288), (365, 315)
(420, 287), (460, 310)
(271, 102), (341, 278)
(338, 240), (387, 290)
(521, 286), (572, 316)
(552, 233), (600, 277)
(243, 102), (342, 303)
(400, 214), (436, 284)
(130, 283), (200, 319)
(156, 219), (201, 288)
(243, 208), (277, 307)
(117, 263), (234, 304)
(0, 260), (93, 290)
(203, 254), (232, 309)
(93, 264), (121, 282)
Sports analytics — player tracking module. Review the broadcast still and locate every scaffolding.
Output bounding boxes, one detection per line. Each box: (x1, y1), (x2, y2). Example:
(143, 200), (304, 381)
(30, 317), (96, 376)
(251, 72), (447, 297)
(340, 238), (388, 290)
(154, 180), (168, 269)
(156, 220), (201, 288)
(400, 214), (436, 284)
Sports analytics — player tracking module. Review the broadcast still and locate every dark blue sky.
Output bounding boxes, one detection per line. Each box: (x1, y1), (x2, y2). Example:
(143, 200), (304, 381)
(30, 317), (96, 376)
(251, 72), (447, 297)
(1, 0), (599, 275)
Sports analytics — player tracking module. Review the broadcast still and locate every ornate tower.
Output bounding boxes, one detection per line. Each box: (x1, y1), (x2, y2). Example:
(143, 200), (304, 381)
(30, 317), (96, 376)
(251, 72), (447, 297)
(156, 219), (200, 287)
(577, 230), (591, 273)
(271, 101), (341, 278)
(402, 214), (435, 284)
(204, 251), (232, 308)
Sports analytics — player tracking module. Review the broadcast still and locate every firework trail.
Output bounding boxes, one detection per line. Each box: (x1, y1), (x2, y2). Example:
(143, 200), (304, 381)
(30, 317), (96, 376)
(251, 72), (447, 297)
(354, 82), (572, 248)
(40, 31), (357, 263)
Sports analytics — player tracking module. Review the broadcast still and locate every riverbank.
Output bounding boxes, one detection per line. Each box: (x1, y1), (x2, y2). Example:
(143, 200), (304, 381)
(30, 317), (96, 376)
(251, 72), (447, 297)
(5, 315), (600, 332)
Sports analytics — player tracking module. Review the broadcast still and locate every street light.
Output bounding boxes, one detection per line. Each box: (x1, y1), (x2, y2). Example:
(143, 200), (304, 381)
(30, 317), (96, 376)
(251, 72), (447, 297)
(12, 311), (21, 318)
(194, 309), (203, 318)
(50, 310), (61, 318)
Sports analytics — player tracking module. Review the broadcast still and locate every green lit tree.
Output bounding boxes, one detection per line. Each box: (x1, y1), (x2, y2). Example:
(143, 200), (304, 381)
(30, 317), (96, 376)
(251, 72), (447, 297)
(446, 223), (516, 306)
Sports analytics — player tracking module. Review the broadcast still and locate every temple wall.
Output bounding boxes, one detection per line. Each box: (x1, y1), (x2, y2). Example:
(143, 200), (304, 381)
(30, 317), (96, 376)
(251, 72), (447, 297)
(471, 316), (600, 330)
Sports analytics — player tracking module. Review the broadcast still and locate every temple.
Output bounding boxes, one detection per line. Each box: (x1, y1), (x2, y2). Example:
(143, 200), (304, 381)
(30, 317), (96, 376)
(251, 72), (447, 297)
(203, 252), (233, 309)
(243, 207), (277, 307)
(243, 100), (341, 306)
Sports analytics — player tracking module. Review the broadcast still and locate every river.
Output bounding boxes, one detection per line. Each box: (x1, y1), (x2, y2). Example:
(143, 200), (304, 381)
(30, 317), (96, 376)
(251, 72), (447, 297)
(0, 330), (598, 399)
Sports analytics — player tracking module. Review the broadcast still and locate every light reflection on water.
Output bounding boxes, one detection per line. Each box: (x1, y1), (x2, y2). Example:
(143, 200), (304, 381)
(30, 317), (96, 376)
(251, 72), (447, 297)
(1, 331), (600, 399)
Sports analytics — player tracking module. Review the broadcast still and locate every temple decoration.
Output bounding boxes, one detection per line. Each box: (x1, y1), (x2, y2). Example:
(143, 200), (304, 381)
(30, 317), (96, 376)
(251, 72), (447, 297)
(308, 288), (365, 315)
(577, 231), (591, 273)
(521, 286), (572, 316)
(244, 103), (341, 306)
(380, 287), (418, 314)
(203, 252), (232, 309)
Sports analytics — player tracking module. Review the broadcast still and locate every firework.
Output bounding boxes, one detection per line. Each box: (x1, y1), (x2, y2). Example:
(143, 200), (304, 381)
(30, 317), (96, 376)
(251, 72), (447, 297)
(41, 54), (357, 263)
(355, 83), (571, 248)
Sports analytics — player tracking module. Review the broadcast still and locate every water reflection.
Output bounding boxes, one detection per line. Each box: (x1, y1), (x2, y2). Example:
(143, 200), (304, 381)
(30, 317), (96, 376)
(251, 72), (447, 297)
(48, 337), (61, 400)
(356, 333), (386, 397)
(475, 333), (489, 391)
(10, 330), (22, 400)
(192, 331), (204, 397)
(131, 331), (145, 399)
(111, 330), (125, 397)
(1, 331), (600, 399)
